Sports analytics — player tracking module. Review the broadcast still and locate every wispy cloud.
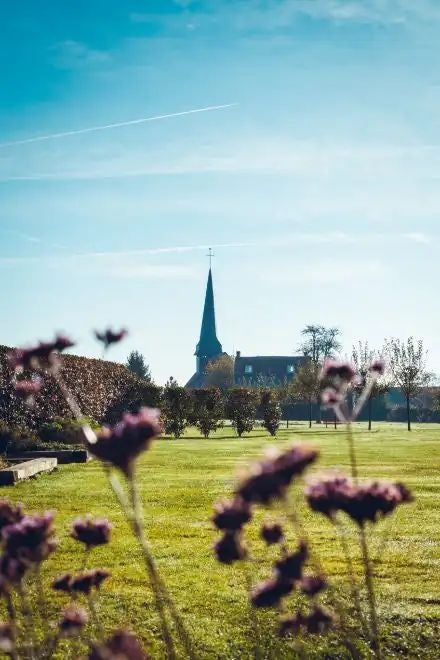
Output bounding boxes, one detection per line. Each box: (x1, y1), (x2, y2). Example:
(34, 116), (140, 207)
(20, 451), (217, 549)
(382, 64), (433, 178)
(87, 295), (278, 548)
(0, 104), (237, 150)
(50, 40), (111, 70)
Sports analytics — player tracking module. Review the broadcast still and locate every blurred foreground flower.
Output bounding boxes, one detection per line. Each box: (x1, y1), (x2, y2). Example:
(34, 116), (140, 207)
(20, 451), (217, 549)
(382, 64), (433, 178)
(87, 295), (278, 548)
(87, 408), (162, 476)
(94, 328), (128, 349)
(71, 516), (112, 549)
(8, 335), (74, 371)
(59, 604), (88, 637)
(2, 512), (56, 566)
(89, 629), (149, 660)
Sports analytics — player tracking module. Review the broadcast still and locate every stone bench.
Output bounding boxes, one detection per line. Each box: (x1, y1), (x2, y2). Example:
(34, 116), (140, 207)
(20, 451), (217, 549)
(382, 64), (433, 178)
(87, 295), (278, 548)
(0, 457), (58, 486)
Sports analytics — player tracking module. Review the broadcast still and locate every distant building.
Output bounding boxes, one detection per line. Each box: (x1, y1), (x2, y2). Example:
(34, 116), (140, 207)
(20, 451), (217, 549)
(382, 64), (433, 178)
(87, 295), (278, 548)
(186, 267), (225, 387)
(186, 266), (305, 388)
(234, 352), (304, 386)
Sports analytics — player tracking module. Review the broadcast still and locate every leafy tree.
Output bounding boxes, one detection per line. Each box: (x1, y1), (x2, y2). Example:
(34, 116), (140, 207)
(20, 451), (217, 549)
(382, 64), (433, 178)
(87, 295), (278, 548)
(299, 325), (341, 364)
(225, 388), (259, 437)
(290, 361), (320, 428)
(205, 355), (234, 389)
(161, 377), (190, 438)
(189, 388), (224, 438)
(260, 390), (282, 436)
(126, 350), (152, 382)
(384, 337), (431, 431)
(351, 341), (391, 431)
(299, 325), (341, 423)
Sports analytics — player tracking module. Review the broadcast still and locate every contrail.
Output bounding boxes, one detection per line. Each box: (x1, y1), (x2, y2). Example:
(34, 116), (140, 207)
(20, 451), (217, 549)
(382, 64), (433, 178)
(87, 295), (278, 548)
(0, 103), (237, 149)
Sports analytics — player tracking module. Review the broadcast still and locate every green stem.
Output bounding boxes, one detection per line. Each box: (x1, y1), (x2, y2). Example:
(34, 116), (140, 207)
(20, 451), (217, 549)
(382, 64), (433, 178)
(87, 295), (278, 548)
(333, 518), (370, 642)
(107, 470), (176, 660)
(242, 560), (261, 660)
(88, 593), (105, 641)
(359, 525), (381, 658)
(347, 423), (359, 483)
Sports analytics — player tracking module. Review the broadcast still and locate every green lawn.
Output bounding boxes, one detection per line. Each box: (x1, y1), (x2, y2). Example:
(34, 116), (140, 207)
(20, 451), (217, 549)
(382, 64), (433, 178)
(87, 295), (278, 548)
(1, 422), (439, 658)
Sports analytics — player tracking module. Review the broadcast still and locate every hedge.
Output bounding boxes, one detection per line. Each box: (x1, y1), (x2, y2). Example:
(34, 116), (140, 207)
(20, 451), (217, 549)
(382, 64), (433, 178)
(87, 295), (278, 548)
(0, 345), (162, 430)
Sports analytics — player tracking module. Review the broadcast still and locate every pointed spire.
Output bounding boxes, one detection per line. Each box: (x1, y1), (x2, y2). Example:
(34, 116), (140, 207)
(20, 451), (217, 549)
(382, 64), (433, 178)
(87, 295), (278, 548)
(195, 267), (222, 361)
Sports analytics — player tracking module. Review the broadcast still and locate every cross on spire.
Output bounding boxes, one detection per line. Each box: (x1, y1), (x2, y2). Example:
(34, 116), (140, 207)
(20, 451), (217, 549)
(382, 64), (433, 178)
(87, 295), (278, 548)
(206, 247), (214, 269)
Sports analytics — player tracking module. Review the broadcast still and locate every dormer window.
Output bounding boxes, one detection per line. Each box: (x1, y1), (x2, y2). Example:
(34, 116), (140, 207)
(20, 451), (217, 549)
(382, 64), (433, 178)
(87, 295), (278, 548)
(244, 364), (253, 375)
(287, 364), (295, 374)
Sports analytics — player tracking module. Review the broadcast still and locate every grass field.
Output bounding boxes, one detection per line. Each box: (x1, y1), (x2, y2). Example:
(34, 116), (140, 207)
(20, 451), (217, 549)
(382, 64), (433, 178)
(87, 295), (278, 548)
(1, 422), (439, 658)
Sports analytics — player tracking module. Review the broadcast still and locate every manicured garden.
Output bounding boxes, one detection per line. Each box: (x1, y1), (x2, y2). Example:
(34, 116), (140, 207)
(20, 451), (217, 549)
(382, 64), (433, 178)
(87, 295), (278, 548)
(1, 422), (439, 658)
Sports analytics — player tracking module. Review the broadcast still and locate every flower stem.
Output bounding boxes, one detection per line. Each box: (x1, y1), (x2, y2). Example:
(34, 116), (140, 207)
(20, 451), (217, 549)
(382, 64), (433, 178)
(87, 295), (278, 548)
(346, 423), (359, 483)
(359, 524), (381, 658)
(107, 470), (176, 659)
(333, 518), (369, 641)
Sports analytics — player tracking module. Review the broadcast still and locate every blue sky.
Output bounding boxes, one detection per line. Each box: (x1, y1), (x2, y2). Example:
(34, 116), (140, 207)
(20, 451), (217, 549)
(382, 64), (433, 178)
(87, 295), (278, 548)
(1, 0), (439, 383)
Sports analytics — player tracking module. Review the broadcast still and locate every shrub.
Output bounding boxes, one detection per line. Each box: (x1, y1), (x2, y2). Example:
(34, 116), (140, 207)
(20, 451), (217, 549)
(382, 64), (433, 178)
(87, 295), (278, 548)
(225, 388), (258, 437)
(0, 345), (160, 430)
(161, 378), (190, 438)
(260, 389), (282, 436)
(38, 416), (99, 446)
(189, 388), (224, 438)
(0, 420), (41, 453)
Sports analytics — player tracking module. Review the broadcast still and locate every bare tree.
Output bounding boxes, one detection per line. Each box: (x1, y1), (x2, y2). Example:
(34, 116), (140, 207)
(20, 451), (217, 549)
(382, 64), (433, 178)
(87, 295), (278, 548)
(384, 337), (431, 431)
(352, 341), (390, 431)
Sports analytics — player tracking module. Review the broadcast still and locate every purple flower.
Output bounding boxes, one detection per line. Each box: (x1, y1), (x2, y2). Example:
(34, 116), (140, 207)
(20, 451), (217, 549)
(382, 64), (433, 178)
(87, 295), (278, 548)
(95, 328), (128, 348)
(71, 517), (112, 549)
(59, 604), (88, 637)
(52, 573), (73, 592)
(275, 541), (308, 581)
(8, 335), (74, 371)
(2, 512), (56, 565)
(304, 605), (335, 633)
(0, 500), (24, 533)
(0, 556), (27, 585)
(369, 359), (386, 376)
(236, 445), (318, 505)
(70, 569), (110, 595)
(305, 475), (413, 525)
(213, 532), (247, 564)
(300, 575), (327, 597)
(89, 630), (148, 660)
(251, 577), (293, 608)
(320, 360), (356, 384)
(88, 408), (162, 476)
(321, 387), (344, 408)
(279, 613), (304, 637)
(260, 522), (284, 546)
(212, 498), (252, 531)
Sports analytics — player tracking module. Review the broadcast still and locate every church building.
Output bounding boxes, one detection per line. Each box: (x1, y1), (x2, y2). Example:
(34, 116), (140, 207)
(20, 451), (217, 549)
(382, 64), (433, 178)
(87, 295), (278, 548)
(186, 263), (304, 387)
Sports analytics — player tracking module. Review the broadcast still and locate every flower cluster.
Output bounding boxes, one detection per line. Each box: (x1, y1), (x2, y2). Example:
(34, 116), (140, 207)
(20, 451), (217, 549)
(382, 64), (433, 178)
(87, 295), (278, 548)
(89, 630), (148, 660)
(8, 335), (74, 371)
(2, 512), (56, 566)
(95, 328), (128, 348)
(261, 522), (284, 546)
(13, 376), (43, 405)
(280, 605), (335, 637)
(59, 604), (88, 637)
(236, 445), (318, 505)
(53, 569), (110, 595)
(213, 498), (250, 564)
(71, 516), (112, 548)
(88, 407), (163, 476)
(251, 541), (308, 608)
(305, 475), (413, 525)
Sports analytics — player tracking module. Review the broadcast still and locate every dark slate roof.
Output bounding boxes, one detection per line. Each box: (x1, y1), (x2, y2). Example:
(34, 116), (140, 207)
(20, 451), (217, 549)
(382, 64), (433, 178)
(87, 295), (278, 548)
(234, 354), (305, 384)
(195, 268), (223, 358)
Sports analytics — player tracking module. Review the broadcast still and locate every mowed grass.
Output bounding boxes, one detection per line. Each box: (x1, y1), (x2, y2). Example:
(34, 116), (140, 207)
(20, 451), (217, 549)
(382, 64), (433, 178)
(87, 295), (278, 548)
(1, 422), (439, 658)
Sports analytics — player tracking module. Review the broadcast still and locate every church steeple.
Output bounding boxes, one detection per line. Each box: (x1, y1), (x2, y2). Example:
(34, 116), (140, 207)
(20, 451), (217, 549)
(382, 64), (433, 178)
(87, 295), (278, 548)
(195, 267), (222, 368)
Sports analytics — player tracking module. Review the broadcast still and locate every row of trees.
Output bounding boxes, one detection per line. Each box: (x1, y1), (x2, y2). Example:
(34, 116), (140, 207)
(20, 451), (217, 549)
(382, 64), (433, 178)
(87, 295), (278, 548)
(126, 328), (434, 433)
(161, 380), (281, 439)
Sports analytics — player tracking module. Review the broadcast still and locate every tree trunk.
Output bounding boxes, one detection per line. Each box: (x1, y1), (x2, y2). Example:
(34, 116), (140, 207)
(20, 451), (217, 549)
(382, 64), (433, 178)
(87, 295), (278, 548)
(368, 395), (372, 431)
(407, 394), (411, 432)
(308, 400), (312, 428)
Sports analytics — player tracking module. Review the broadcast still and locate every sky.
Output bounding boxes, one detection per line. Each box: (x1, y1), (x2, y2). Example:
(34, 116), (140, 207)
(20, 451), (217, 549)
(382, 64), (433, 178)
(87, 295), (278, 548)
(1, 0), (439, 384)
